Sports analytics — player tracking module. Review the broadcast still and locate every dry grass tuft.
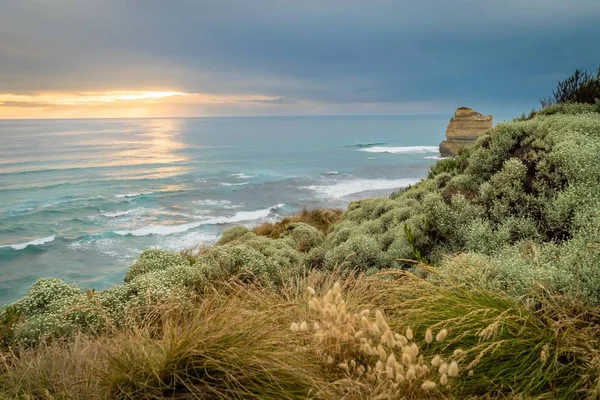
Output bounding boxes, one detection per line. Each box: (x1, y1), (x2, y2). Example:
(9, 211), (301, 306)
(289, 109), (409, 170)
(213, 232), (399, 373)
(252, 208), (342, 238)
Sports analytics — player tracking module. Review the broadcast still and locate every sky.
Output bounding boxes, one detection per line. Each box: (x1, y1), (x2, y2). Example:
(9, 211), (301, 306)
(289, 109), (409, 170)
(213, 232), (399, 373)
(1, 0), (599, 119)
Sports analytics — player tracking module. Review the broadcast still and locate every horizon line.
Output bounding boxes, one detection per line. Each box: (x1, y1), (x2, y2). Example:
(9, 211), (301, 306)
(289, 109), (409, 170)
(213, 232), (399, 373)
(0, 113), (453, 121)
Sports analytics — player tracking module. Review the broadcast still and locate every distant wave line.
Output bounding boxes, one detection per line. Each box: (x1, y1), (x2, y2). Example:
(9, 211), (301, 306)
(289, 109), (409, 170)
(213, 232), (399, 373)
(0, 235), (56, 251)
(357, 146), (439, 154)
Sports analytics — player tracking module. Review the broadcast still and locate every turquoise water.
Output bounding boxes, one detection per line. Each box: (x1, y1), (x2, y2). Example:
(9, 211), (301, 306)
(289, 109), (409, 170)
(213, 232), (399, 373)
(0, 116), (447, 305)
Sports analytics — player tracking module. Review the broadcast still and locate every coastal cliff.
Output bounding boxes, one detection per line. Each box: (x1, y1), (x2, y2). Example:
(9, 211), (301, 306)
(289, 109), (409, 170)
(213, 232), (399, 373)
(439, 107), (493, 157)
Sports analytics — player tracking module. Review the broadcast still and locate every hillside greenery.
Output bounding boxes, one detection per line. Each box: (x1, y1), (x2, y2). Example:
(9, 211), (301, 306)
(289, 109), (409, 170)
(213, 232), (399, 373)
(1, 101), (600, 399)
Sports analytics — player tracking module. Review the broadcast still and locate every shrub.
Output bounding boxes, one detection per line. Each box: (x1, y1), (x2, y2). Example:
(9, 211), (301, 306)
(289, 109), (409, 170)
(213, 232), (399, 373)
(11, 278), (82, 318)
(281, 222), (325, 252)
(124, 249), (190, 282)
(324, 234), (383, 271)
(252, 208), (342, 238)
(541, 66), (600, 107)
(217, 225), (250, 245)
(197, 244), (286, 287)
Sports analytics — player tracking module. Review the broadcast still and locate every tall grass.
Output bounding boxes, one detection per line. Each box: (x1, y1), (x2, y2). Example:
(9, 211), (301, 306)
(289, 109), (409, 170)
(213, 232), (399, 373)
(3, 271), (599, 399)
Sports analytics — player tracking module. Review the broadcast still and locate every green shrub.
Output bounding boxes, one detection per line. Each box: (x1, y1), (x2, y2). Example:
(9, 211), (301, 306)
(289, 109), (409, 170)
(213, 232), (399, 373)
(12, 278), (82, 318)
(197, 244), (287, 287)
(124, 249), (190, 282)
(217, 226), (250, 245)
(14, 314), (77, 346)
(540, 66), (600, 107)
(324, 234), (383, 271)
(280, 222), (324, 252)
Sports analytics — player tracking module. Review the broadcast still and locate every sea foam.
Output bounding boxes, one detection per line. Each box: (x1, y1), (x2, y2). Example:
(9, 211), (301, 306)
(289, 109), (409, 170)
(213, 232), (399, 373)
(115, 204), (284, 237)
(115, 192), (153, 199)
(230, 173), (256, 179)
(0, 235), (56, 251)
(219, 182), (250, 186)
(302, 179), (420, 198)
(99, 208), (148, 218)
(358, 146), (439, 154)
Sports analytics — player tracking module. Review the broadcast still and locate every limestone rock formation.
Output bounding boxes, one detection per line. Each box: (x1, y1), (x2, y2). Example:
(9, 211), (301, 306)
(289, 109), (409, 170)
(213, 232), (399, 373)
(439, 107), (493, 157)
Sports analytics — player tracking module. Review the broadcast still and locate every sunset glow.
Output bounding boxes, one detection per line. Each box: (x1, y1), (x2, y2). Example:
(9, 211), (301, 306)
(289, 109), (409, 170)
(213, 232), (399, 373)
(0, 91), (190, 106)
(0, 91), (292, 119)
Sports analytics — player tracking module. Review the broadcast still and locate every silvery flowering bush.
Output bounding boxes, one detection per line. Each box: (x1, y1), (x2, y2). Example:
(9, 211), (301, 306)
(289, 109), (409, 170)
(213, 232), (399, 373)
(281, 222), (324, 252)
(124, 248), (190, 282)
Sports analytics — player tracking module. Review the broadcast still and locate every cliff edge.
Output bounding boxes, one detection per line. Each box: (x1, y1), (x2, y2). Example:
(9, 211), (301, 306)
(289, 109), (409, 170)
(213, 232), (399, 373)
(439, 107), (492, 157)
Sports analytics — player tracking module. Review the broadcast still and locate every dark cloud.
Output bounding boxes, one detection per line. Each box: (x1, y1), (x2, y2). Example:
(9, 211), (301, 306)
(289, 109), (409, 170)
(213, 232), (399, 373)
(1, 0), (599, 115)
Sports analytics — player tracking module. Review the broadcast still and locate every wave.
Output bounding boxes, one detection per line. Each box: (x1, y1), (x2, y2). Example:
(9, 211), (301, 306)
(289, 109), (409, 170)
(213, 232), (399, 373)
(219, 182), (249, 186)
(160, 231), (220, 251)
(0, 235), (56, 251)
(343, 142), (388, 149)
(115, 192), (154, 199)
(424, 155), (446, 160)
(194, 199), (244, 209)
(323, 171), (339, 176)
(99, 208), (148, 218)
(115, 204), (285, 237)
(302, 179), (420, 198)
(230, 173), (256, 179)
(358, 146), (439, 154)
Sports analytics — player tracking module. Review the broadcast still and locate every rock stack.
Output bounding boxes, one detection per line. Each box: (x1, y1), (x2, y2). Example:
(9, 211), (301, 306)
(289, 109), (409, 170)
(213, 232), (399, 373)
(439, 107), (493, 157)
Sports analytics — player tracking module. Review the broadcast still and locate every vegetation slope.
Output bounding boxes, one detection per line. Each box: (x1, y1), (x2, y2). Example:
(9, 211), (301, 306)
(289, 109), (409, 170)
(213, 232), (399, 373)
(2, 83), (600, 398)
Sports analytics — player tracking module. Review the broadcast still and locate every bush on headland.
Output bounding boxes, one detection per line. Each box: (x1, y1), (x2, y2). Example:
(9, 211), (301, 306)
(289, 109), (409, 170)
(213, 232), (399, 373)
(2, 101), (600, 399)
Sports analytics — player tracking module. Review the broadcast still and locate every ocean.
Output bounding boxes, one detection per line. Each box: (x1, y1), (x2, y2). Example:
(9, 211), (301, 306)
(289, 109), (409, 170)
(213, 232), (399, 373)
(0, 115), (448, 305)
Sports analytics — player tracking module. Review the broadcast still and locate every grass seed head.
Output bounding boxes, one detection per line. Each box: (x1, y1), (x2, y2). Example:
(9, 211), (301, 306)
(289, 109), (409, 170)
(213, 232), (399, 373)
(425, 328), (433, 344)
(290, 322), (299, 332)
(448, 361), (459, 377)
(333, 281), (341, 296)
(453, 349), (465, 358)
(406, 365), (416, 381)
(436, 328), (448, 342)
(421, 380), (437, 391)
(439, 362), (448, 375)
(395, 333), (408, 346)
(406, 327), (414, 340)
(440, 373), (448, 386)
(387, 353), (397, 368)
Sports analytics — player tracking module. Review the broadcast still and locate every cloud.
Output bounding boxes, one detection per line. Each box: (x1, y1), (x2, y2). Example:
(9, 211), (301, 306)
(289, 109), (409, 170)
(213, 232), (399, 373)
(1, 0), (599, 117)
